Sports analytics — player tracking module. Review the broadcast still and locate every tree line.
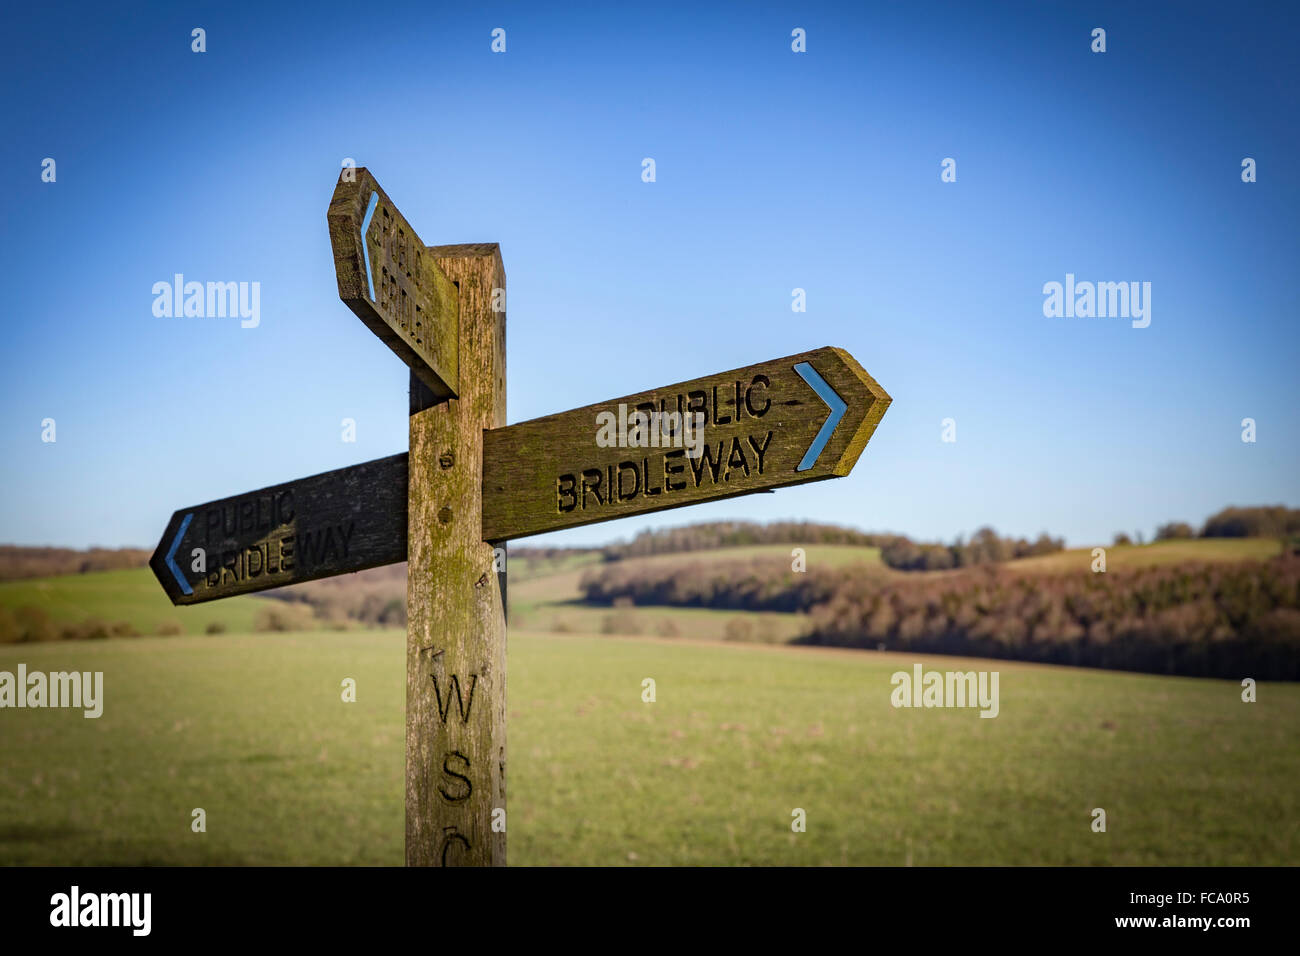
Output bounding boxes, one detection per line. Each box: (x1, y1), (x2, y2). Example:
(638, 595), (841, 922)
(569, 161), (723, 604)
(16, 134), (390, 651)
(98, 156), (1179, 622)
(571, 520), (1067, 571)
(0, 545), (151, 582)
(1151, 505), (1300, 542)
(578, 555), (1300, 680)
(593, 521), (886, 559)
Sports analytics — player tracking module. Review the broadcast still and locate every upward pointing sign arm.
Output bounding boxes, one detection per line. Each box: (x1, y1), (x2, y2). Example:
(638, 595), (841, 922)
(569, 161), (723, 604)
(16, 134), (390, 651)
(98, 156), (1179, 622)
(481, 346), (890, 541)
(328, 168), (460, 402)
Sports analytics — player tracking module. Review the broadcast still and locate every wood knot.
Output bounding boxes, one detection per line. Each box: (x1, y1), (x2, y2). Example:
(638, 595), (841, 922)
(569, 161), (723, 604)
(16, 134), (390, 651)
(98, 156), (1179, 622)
(438, 506), (453, 524)
(439, 451), (454, 469)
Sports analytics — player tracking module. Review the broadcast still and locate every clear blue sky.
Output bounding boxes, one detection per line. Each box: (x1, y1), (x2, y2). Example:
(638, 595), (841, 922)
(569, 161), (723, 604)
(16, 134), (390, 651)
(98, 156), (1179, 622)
(2, 0), (1296, 551)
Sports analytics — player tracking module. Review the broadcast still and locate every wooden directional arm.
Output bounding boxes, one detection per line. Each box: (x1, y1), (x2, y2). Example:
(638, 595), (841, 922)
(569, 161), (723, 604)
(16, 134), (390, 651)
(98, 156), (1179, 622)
(481, 345), (891, 541)
(328, 167), (460, 401)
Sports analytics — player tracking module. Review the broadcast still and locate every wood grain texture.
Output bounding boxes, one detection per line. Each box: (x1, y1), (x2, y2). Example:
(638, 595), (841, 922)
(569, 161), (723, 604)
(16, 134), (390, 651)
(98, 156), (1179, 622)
(406, 243), (507, 867)
(482, 346), (891, 541)
(328, 167), (460, 401)
(150, 455), (408, 605)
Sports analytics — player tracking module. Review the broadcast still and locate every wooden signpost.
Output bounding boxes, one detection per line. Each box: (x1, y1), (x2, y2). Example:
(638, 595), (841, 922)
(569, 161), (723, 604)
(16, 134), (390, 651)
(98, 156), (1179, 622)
(151, 167), (892, 866)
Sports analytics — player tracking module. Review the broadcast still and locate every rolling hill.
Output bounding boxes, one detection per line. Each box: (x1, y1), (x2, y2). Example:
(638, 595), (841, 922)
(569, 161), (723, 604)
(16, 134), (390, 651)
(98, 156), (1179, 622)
(0, 567), (267, 637)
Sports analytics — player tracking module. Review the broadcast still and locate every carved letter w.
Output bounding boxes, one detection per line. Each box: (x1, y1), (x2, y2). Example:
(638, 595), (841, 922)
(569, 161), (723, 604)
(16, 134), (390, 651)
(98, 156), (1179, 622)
(432, 674), (478, 724)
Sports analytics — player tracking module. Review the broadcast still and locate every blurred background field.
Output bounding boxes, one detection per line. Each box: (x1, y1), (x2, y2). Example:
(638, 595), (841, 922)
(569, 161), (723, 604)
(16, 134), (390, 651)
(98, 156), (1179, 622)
(0, 568), (267, 638)
(1, 513), (1297, 865)
(2, 629), (1296, 866)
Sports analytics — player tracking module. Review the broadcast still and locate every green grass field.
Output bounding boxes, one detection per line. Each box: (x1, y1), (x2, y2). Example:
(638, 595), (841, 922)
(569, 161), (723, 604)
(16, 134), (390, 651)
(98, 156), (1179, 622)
(1006, 537), (1282, 573)
(0, 568), (266, 636)
(1, 629), (1295, 865)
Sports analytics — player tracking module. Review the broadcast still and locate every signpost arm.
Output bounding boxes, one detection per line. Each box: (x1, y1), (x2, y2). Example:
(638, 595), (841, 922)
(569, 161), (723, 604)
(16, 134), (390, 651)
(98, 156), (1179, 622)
(405, 243), (507, 867)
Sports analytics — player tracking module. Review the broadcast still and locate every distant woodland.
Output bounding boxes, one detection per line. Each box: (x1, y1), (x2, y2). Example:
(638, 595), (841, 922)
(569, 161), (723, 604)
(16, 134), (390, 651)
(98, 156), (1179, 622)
(579, 554), (1300, 680)
(0, 545), (151, 582)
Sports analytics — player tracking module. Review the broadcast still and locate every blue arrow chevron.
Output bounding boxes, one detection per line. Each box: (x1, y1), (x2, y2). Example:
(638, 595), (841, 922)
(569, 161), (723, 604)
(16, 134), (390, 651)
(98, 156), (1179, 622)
(361, 190), (380, 302)
(794, 362), (847, 471)
(165, 512), (194, 596)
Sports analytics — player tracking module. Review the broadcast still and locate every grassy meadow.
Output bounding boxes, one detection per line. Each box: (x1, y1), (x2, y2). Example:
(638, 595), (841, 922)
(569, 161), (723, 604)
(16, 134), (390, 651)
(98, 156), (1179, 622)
(1, 628), (1296, 866)
(0, 567), (265, 636)
(1005, 537), (1282, 573)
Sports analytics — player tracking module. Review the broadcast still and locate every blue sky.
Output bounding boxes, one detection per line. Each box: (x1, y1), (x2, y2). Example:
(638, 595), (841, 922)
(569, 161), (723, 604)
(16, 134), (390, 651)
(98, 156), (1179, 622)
(2, 0), (1296, 551)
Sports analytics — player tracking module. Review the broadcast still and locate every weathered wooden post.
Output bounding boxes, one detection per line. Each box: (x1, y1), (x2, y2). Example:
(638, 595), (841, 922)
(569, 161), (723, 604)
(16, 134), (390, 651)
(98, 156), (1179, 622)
(405, 245), (507, 866)
(326, 171), (508, 866)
